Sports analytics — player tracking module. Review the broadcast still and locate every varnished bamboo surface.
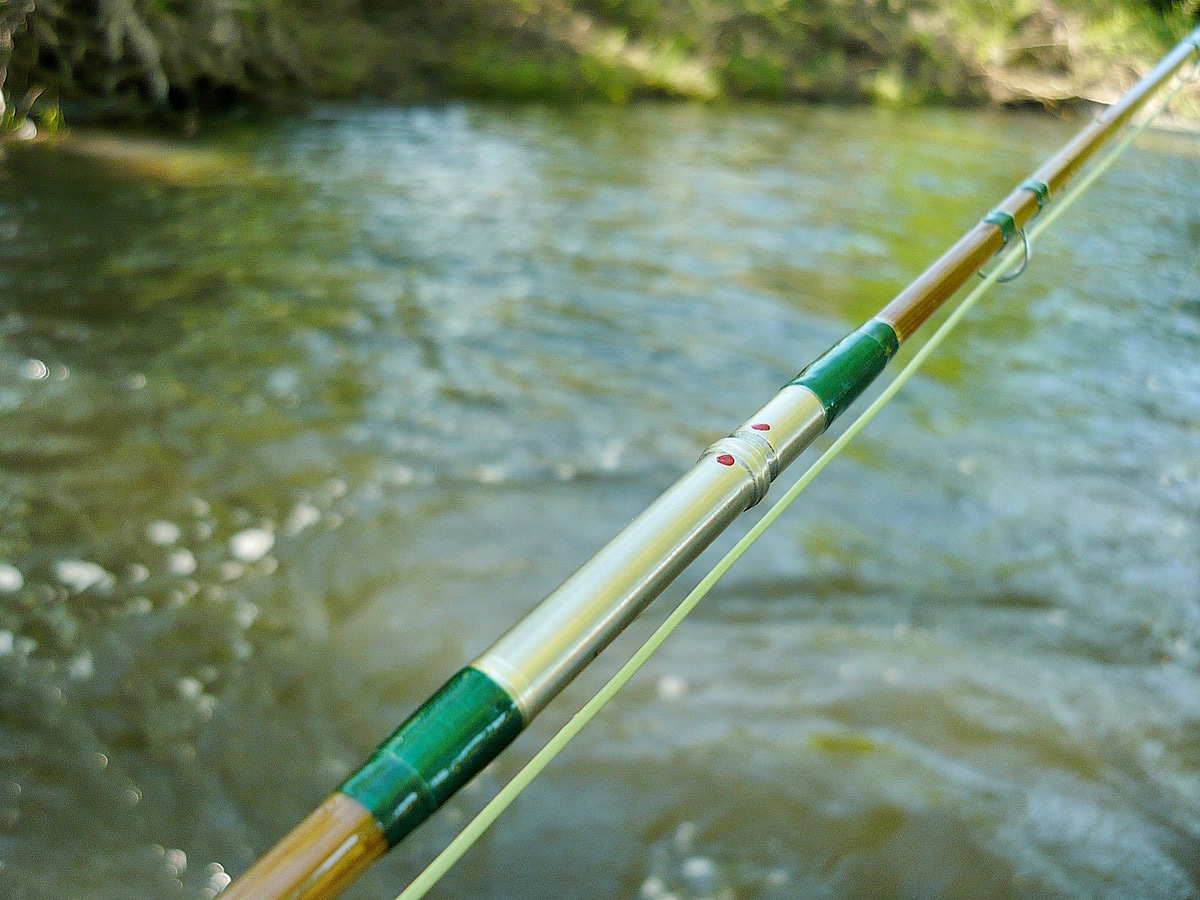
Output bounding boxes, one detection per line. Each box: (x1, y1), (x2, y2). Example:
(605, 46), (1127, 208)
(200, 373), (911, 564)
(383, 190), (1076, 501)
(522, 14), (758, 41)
(223, 792), (386, 900)
(877, 32), (1199, 342)
(218, 25), (1200, 900)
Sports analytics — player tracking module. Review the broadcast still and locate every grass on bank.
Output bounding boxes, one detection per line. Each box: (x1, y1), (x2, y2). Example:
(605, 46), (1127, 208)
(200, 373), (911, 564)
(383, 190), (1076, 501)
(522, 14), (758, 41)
(0, 0), (1198, 129)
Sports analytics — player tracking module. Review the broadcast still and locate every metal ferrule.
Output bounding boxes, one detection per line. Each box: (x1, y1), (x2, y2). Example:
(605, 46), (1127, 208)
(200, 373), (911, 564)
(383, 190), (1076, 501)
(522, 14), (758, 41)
(701, 435), (774, 507)
(473, 384), (826, 719)
(733, 383), (834, 470)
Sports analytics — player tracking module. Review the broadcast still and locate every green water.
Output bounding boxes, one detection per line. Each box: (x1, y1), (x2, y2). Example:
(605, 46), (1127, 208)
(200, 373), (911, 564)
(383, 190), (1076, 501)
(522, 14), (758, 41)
(1, 104), (1199, 900)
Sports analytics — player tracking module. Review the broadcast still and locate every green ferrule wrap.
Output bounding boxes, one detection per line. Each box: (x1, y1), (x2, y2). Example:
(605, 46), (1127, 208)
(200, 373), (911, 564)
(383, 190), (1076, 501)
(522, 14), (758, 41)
(340, 667), (524, 846)
(983, 210), (1017, 243)
(789, 320), (898, 424)
(1019, 178), (1050, 210)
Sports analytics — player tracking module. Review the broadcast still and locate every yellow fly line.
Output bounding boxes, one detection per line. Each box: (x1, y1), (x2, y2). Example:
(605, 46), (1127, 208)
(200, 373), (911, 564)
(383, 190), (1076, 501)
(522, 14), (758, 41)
(391, 53), (1200, 900)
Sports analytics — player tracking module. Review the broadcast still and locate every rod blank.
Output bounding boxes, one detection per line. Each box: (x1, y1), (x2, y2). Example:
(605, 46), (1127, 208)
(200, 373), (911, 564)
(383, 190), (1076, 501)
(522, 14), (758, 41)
(223, 26), (1200, 900)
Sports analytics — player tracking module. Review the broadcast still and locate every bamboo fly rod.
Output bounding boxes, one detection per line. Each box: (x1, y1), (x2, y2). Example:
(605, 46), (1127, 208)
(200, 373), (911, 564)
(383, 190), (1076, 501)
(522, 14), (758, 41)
(224, 26), (1200, 900)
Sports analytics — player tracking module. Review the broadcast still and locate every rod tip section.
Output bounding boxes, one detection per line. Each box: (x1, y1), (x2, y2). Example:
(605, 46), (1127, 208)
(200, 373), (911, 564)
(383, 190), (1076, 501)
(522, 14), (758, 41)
(222, 792), (386, 900)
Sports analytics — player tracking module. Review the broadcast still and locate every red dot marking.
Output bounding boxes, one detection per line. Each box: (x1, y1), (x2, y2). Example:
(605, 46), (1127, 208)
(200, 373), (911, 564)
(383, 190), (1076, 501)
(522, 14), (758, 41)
(716, 454), (736, 466)
(751, 423), (771, 431)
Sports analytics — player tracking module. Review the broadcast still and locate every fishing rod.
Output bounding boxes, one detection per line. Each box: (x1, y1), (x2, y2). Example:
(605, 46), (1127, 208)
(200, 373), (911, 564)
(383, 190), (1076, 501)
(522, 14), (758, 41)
(224, 27), (1200, 900)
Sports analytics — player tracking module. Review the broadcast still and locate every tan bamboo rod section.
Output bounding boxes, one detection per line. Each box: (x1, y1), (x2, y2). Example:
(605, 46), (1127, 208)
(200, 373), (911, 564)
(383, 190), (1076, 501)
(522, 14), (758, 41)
(877, 30), (1200, 342)
(223, 793), (385, 900)
(222, 26), (1200, 900)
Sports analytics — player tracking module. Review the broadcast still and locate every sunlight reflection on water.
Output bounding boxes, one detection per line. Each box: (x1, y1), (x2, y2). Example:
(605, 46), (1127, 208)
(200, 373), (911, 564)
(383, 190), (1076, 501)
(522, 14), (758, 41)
(0, 104), (1198, 900)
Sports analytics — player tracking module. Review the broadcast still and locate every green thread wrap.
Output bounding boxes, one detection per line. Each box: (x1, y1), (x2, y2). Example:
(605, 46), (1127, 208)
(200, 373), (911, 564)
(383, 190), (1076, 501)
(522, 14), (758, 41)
(390, 32), (1200, 900)
(341, 667), (524, 846)
(983, 210), (1017, 243)
(789, 320), (899, 424)
(1019, 178), (1050, 210)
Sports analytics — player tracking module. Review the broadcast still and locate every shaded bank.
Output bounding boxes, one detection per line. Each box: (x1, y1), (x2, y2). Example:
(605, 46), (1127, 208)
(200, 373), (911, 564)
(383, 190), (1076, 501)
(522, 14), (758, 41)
(0, 1), (1197, 128)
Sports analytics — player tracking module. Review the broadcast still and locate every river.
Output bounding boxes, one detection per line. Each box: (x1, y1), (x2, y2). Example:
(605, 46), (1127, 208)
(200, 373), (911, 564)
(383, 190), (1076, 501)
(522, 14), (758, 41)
(1, 103), (1199, 900)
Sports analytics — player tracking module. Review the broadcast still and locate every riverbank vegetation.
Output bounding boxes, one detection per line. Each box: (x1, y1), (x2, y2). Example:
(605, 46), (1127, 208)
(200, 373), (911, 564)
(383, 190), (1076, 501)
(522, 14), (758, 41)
(1, 1), (1198, 131)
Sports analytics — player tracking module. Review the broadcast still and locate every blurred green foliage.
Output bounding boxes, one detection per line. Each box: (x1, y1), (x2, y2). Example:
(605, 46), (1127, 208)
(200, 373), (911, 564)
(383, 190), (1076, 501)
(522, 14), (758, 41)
(0, 0), (1197, 123)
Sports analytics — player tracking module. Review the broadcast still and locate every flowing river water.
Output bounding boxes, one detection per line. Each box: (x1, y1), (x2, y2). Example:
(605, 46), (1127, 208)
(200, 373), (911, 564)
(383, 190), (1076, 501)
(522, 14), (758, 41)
(1, 104), (1199, 900)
